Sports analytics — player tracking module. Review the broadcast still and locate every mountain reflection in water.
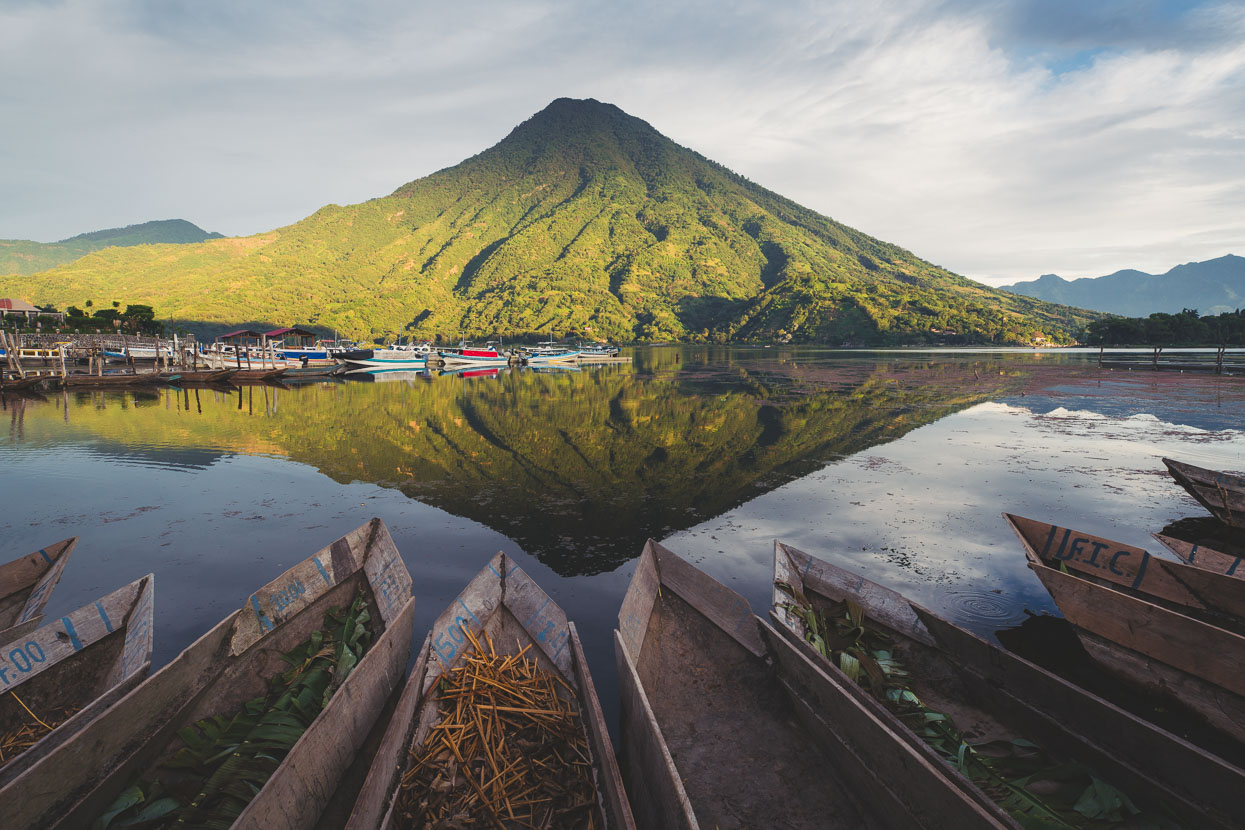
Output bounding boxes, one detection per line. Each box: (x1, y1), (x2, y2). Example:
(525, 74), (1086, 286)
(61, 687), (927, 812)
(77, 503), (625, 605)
(4, 349), (1021, 576)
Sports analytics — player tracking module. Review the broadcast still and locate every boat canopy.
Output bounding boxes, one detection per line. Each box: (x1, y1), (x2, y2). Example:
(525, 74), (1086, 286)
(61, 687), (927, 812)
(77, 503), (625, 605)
(264, 327), (317, 346)
(216, 329), (263, 345)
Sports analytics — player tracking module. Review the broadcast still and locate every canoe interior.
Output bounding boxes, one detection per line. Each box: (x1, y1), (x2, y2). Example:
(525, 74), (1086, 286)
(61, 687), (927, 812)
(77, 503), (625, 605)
(0, 538), (76, 641)
(0, 575), (154, 787)
(349, 551), (632, 830)
(774, 542), (1245, 829)
(10, 518), (412, 830)
(1006, 513), (1245, 634)
(1153, 533), (1244, 579)
(634, 588), (873, 829)
(619, 540), (904, 830)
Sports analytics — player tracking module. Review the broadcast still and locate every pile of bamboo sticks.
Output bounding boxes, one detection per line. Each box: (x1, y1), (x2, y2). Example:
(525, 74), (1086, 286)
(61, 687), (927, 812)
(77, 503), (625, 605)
(395, 625), (601, 829)
(0, 691), (76, 770)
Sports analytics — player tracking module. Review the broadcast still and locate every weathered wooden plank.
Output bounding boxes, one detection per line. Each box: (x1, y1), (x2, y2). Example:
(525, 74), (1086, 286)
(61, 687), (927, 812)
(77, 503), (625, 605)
(614, 629), (699, 830)
(644, 538), (764, 657)
(758, 619), (1007, 830)
(5, 518), (412, 830)
(1153, 533), (1244, 579)
(1006, 513), (1245, 625)
(346, 634), (432, 830)
(775, 541), (934, 647)
(570, 622), (632, 828)
(1028, 551), (1245, 724)
(0, 537), (76, 643)
(1165, 457), (1245, 529)
(347, 551), (633, 830)
(915, 607), (1245, 830)
(0, 575), (154, 788)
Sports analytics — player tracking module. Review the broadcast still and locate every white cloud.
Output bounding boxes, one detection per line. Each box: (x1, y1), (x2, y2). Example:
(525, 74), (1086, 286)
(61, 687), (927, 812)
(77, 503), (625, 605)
(0, 0), (1241, 283)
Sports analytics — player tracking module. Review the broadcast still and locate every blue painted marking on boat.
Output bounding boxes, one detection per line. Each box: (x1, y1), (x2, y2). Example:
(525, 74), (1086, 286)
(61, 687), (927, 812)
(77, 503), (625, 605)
(1130, 551), (1151, 589)
(524, 596), (552, 628)
(1229, 557), (1242, 577)
(455, 597), (481, 626)
(38, 548), (53, 565)
(507, 562), (521, 577)
(1041, 523), (1058, 557)
(250, 595), (274, 632)
(1189, 544), (1199, 563)
(551, 631), (569, 662)
(313, 557), (333, 585)
(95, 601), (114, 633)
(488, 562), (502, 580)
(801, 556), (814, 581)
(62, 616), (84, 651)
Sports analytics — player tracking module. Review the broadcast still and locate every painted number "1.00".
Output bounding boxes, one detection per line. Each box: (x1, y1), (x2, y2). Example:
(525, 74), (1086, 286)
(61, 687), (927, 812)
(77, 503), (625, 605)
(0, 641), (47, 685)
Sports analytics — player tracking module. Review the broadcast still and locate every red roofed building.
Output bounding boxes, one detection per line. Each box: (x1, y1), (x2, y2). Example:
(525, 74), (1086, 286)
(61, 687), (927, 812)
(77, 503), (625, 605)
(0, 298), (64, 324)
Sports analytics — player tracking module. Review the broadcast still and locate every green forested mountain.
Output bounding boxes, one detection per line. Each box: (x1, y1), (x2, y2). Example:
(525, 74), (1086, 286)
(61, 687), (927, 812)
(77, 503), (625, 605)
(4, 99), (1094, 344)
(0, 219), (223, 275)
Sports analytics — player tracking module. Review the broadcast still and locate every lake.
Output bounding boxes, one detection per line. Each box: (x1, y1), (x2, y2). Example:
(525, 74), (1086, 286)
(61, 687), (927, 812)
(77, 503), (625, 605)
(2, 347), (1243, 732)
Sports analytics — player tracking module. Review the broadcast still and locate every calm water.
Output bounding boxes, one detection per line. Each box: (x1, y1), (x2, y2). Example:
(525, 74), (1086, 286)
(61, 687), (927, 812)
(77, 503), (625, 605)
(2, 347), (1243, 729)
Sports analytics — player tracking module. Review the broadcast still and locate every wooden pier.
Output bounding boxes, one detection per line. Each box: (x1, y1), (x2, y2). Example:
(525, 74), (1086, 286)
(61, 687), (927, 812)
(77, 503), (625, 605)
(1098, 346), (1244, 374)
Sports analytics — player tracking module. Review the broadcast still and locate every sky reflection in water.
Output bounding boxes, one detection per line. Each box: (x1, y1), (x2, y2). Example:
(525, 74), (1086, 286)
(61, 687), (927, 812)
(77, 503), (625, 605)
(1, 347), (1242, 728)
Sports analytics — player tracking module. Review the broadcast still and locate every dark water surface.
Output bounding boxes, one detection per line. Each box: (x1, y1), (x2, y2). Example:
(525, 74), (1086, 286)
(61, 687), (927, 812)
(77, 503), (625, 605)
(2, 347), (1243, 732)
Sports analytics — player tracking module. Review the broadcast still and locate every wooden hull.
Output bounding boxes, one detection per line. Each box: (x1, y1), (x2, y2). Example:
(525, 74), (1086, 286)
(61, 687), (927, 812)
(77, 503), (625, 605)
(6, 518), (414, 830)
(0, 377), (46, 391)
(59, 374), (158, 388)
(1165, 457), (1245, 529)
(164, 369), (237, 384)
(774, 542), (1245, 829)
(1153, 533), (1243, 579)
(1004, 513), (1245, 628)
(230, 368), (288, 381)
(615, 539), (1001, 830)
(347, 551), (633, 829)
(1008, 514), (1245, 744)
(0, 575), (154, 787)
(0, 538), (76, 645)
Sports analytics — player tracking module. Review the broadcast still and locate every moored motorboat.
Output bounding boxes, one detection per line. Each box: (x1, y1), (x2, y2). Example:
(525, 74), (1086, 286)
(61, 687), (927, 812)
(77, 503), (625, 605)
(1164, 458), (1245, 529)
(0, 575), (154, 788)
(0, 539), (77, 645)
(347, 551), (632, 828)
(340, 347), (428, 370)
(1007, 512), (1245, 743)
(437, 343), (511, 367)
(1153, 533), (1243, 578)
(5, 518), (414, 830)
(616, 539), (1006, 830)
(773, 541), (1245, 829)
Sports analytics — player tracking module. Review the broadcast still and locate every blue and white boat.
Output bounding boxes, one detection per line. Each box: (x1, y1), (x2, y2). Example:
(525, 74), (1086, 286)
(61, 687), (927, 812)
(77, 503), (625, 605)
(340, 346), (428, 369)
(523, 346), (582, 365)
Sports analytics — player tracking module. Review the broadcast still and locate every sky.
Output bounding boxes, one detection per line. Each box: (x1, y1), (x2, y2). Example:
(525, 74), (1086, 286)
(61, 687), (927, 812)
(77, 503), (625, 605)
(1, 0), (1242, 285)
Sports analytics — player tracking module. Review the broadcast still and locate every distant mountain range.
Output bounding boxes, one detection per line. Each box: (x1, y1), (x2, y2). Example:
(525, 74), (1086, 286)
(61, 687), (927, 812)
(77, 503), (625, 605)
(0, 219), (222, 276)
(4, 99), (1096, 344)
(999, 255), (1244, 317)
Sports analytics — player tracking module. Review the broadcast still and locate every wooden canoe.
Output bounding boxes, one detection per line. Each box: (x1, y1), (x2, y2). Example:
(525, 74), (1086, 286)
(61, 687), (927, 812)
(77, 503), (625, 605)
(229, 368), (288, 382)
(59, 374), (159, 388)
(773, 541), (1245, 829)
(1153, 532), (1243, 579)
(1164, 457), (1245, 529)
(0, 539), (77, 645)
(615, 539), (1013, 830)
(5, 517), (414, 830)
(0, 575), (154, 788)
(1007, 512), (1245, 743)
(0, 377), (46, 392)
(347, 551), (634, 829)
(164, 368), (237, 384)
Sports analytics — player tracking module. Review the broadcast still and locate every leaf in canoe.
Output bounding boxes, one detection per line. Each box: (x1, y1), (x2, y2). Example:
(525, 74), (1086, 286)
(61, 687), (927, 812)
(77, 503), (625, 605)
(838, 652), (861, 683)
(115, 796), (180, 826)
(91, 783), (148, 830)
(1073, 775), (1139, 821)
